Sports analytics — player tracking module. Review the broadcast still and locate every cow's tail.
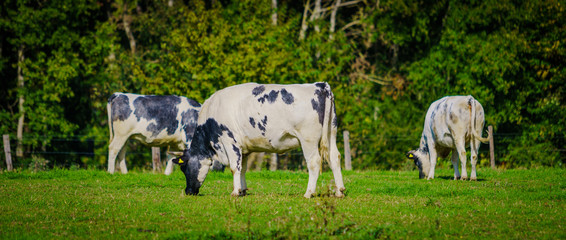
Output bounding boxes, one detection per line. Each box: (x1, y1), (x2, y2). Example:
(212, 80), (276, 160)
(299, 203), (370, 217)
(469, 97), (490, 144)
(319, 83), (335, 169)
(107, 95), (114, 143)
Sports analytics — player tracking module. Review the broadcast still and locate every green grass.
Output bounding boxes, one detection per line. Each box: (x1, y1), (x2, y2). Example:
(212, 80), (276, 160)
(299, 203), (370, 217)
(0, 167), (564, 239)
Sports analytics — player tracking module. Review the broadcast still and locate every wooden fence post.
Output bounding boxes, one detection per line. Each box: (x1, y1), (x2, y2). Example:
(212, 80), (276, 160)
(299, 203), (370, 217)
(343, 130), (352, 170)
(3, 134), (13, 171)
(488, 125), (495, 169)
(152, 147), (162, 173)
(269, 153), (278, 171)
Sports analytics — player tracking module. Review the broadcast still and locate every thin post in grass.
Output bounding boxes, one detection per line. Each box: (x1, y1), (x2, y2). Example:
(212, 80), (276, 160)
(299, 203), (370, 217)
(152, 147), (162, 173)
(488, 125), (495, 169)
(343, 130), (352, 170)
(3, 134), (13, 171)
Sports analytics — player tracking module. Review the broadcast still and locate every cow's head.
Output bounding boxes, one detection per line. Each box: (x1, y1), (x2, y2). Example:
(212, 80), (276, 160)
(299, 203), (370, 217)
(406, 150), (430, 179)
(172, 148), (212, 195)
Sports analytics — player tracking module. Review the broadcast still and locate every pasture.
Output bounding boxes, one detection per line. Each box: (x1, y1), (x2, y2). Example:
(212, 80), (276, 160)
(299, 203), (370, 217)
(0, 167), (564, 239)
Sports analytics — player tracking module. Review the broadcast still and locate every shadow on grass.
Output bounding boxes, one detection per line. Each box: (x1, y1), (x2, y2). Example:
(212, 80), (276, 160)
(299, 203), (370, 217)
(436, 175), (487, 181)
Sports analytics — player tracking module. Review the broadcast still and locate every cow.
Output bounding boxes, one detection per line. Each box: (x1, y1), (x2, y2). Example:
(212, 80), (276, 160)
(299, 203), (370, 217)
(172, 82), (346, 198)
(107, 93), (200, 175)
(406, 95), (491, 180)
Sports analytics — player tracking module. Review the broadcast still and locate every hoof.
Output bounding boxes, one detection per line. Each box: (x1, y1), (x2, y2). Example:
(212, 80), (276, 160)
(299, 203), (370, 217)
(470, 177), (477, 181)
(461, 176), (468, 181)
(303, 192), (314, 198)
(335, 187), (346, 198)
(231, 189), (247, 197)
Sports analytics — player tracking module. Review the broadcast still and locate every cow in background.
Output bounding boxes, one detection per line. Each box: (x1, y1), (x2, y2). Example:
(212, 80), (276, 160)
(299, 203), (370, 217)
(406, 95), (491, 180)
(173, 82), (345, 198)
(107, 93), (200, 175)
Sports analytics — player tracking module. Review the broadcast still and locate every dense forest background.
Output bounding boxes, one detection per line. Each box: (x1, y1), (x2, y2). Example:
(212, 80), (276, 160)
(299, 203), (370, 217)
(0, 0), (564, 171)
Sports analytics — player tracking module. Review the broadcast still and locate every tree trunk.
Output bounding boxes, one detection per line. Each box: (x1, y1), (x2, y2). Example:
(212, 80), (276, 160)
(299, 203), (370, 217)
(16, 46), (25, 158)
(310, 0), (321, 33)
(329, 0), (342, 40)
(168, 0), (173, 7)
(271, 0), (278, 26)
(122, 3), (136, 55)
(310, 0), (322, 59)
(299, 0), (310, 40)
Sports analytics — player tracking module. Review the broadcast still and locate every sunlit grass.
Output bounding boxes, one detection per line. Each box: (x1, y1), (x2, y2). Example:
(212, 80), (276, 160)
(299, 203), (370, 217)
(0, 168), (564, 239)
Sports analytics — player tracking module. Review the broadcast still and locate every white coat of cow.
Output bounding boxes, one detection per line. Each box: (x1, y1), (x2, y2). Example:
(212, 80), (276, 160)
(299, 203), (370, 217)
(406, 95), (491, 180)
(107, 93), (200, 175)
(173, 82), (346, 198)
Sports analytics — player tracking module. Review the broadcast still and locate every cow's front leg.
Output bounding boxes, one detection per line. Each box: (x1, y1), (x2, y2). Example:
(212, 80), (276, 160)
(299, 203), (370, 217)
(240, 154), (249, 195)
(229, 146), (246, 197)
(427, 150), (437, 180)
(231, 170), (245, 197)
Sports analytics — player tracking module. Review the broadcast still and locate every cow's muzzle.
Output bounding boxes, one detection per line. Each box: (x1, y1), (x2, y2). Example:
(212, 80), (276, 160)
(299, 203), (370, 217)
(185, 186), (199, 195)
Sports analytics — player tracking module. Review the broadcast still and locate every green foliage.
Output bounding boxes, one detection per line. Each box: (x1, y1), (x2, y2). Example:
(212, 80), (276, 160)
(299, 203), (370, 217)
(0, 0), (564, 169)
(0, 168), (564, 238)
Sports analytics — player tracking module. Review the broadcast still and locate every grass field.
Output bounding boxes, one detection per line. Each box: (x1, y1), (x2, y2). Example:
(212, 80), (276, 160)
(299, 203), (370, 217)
(0, 167), (564, 239)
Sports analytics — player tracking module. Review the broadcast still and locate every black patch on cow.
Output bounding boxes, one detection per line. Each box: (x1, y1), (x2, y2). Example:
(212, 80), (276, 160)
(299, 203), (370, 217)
(315, 82), (327, 89)
(133, 95), (181, 137)
(261, 115), (268, 126)
(232, 144), (241, 171)
(110, 94), (132, 122)
(249, 117), (256, 128)
(280, 88), (294, 104)
(311, 83), (329, 125)
(252, 85), (266, 96)
(189, 118), (233, 159)
(187, 98), (201, 108)
(421, 135), (430, 153)
(181, 108), (199, 143)
(257, 116), (268, 136)
(258, 90), (279, 104)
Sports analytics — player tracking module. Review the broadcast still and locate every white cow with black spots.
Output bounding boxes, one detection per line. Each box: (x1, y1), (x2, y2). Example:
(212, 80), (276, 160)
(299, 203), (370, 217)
(107, 93), (201, 175)
(406, 95), (491, 180)
(173, 82), (346, 198)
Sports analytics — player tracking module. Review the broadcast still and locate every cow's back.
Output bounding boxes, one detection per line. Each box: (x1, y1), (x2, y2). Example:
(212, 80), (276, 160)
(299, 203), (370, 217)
(198, 83), (326, 152)
(424, 96), (475, 149)
(108, 93), (199, 148)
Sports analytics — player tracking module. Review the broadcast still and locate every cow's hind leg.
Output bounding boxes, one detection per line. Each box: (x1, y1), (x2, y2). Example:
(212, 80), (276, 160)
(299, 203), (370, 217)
(118, 146), (128, 174)
(451, 151), (461, 180)
(470, 139), (480, 181)
(455, 139), (468, 180)
(328, 133), (345, 197)
(300, 139), (322, 198)
(108, 136), (128, 174)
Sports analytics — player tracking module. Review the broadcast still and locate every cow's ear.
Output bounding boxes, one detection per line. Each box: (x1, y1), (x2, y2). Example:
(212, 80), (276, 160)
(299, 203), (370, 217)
(406, 151), (415, 159)
(172, 157), (185, 165)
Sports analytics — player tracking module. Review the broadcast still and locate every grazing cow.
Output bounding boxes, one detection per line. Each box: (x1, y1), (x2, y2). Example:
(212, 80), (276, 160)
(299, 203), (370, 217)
(406, 95), (491, 180)
(107, 93), (200, 175)
(173, 82), (346, 198)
